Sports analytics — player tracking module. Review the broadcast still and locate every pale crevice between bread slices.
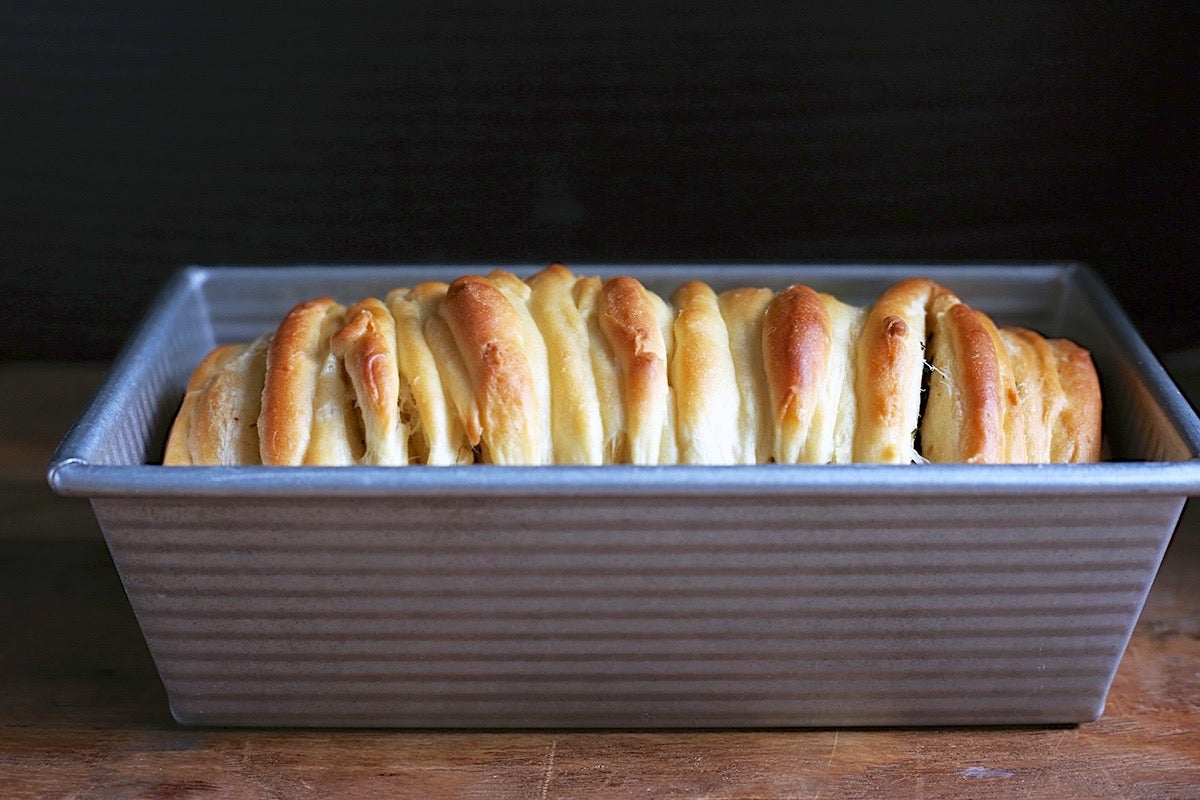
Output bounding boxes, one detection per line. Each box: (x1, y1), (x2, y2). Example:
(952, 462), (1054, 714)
(385, 283), (473, 466)
(716, 287), (774, 464)
(163, 264), (1103, 466)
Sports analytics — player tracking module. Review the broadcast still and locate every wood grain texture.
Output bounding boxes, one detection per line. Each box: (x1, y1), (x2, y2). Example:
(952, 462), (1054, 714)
(2, 3), (1198, 360)
(4, 361), (1200, 798)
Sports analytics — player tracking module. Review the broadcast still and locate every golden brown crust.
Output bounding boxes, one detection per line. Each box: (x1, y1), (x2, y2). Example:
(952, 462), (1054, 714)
(853, 278), (938, 463)
(762, 284), (831, 463)
(439, 274), (542, 465)
(258, 297), (345, 465)
(922, 293), (1005, 463)
(921, 291), (1034, 464)
(419, 282), (483, 451)
(166, 267), (1103, 467)
(487, 270), (553, 463)
(597, 275), (671, 465)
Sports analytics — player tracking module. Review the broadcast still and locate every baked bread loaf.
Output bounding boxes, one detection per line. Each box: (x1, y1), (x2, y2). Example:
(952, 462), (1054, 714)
(164, 264), (1102, 466)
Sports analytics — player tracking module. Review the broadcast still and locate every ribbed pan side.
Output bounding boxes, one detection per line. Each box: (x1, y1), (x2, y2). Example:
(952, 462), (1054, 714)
(94, 492), (1181, 727)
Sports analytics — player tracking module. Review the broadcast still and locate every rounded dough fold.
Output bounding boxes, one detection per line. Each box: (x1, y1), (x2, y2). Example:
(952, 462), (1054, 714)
(165, 266), (1102, 466)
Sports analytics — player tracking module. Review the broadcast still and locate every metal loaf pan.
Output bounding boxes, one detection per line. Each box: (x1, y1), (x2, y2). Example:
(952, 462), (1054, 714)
(49, 263), (1200, 728)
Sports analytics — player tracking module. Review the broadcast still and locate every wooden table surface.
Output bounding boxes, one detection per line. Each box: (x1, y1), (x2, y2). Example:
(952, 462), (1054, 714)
(3, 363), (1198, 800)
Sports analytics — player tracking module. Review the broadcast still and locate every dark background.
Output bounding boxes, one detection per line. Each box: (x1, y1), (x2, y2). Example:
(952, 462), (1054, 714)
(3, 2), (1197, 360)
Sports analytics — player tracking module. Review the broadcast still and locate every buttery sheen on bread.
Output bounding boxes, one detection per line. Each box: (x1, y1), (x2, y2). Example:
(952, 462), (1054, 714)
(164, 265), (1102, 466)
